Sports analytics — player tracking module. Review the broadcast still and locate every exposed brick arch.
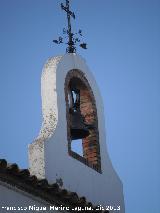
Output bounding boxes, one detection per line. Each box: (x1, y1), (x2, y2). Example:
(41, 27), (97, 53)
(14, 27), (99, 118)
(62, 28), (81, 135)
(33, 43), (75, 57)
(65, 69), (101, 173)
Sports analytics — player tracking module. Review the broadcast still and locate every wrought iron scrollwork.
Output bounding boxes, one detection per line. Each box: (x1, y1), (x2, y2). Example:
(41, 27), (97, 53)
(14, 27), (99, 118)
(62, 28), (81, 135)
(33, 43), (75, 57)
(53, 0), (87, 53)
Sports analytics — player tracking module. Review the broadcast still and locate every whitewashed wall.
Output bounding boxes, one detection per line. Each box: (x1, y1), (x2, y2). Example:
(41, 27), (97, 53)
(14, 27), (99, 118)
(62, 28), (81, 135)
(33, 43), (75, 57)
(29, 54), (125, 213)
(0, 181), (62, 213)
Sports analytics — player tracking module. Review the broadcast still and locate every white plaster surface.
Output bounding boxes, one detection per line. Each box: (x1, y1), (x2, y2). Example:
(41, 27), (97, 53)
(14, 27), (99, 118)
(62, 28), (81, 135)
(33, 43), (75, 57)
(0, 181), (63, 213)
(29, 54), (125, 213)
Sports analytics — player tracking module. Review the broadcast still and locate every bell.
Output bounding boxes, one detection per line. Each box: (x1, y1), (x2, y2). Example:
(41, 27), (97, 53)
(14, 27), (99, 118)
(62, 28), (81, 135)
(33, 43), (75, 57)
(70, 109), (90, 140)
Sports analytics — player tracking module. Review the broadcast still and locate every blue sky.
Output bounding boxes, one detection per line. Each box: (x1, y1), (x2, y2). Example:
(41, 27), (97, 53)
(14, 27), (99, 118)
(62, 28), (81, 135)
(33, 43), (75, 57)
(0, 0), (159, 213)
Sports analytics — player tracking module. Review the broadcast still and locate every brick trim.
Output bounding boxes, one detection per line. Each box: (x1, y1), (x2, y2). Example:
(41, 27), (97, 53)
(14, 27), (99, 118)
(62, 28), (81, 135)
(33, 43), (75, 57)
(64, 70), (102, 173)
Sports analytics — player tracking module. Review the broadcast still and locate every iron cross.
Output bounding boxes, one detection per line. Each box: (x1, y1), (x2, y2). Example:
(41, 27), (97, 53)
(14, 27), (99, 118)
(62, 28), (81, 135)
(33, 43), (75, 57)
(53, 0), (87, 53)
(61, 0), (76, 53)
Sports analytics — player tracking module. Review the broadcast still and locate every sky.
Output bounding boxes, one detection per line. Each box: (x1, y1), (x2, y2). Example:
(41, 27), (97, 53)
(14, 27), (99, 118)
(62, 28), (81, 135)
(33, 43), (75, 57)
(0, 0), (160, 213)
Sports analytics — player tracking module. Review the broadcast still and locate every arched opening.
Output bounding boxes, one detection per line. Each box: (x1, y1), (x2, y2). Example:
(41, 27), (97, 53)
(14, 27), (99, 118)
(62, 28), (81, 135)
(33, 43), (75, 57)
(65, 70), (101, 173)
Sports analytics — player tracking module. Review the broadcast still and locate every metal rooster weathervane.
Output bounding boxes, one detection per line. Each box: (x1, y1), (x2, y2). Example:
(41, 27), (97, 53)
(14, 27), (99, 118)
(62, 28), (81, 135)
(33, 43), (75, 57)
(53, 0), (87, 53)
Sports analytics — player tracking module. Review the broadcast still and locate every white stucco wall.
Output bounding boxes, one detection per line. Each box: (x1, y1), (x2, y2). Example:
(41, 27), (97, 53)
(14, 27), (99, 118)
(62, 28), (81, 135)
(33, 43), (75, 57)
(0, 181), (63, 213)
(29, 53), (125, 213)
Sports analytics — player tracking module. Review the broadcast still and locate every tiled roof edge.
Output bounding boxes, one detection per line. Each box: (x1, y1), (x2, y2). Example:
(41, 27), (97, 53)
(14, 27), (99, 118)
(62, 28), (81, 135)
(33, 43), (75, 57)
(0, 159), (109, 213)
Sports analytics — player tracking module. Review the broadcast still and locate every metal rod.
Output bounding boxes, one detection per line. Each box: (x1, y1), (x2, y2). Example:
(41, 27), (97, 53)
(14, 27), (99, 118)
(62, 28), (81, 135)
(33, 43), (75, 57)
(53, 0), (87, 53)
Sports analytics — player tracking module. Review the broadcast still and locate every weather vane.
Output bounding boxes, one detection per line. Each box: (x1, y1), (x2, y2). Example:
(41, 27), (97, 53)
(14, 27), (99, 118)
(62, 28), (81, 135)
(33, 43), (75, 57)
(53, 0), (87, 53)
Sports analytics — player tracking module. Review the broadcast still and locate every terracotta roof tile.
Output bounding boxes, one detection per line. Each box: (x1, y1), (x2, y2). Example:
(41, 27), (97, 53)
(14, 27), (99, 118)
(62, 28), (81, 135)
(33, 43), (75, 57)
(0, 159), (109, 213)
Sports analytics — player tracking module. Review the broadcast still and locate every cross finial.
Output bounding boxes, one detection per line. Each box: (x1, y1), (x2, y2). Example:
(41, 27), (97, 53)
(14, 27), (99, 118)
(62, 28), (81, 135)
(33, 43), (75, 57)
(53, 0), (87, 53)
